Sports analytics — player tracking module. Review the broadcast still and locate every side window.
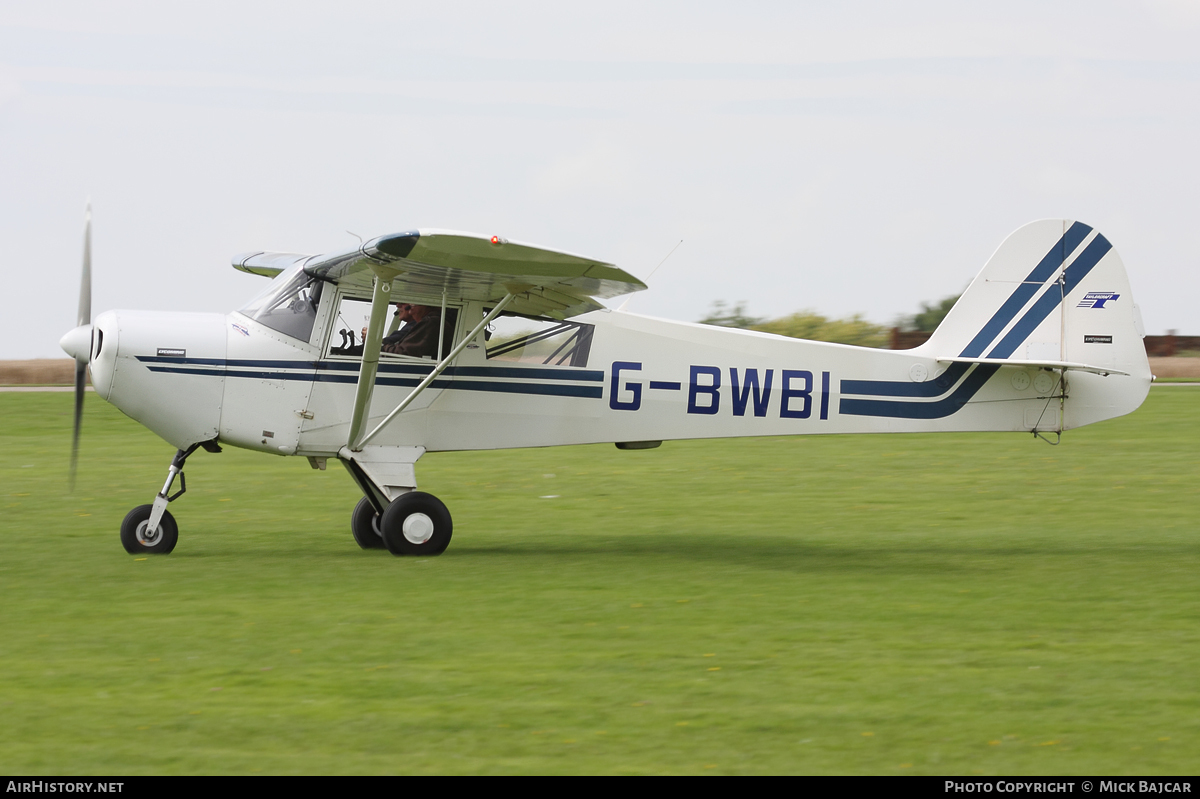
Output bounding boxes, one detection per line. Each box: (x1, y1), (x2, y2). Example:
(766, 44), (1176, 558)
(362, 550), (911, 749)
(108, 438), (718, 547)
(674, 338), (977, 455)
(485, 315), (595, 367)
(328, 296), (372, 356)
(327, 295), (458, 360)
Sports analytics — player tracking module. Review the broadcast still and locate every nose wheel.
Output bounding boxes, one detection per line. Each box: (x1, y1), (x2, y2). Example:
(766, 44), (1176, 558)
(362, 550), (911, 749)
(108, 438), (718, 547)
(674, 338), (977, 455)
(120, 505), (179, 554)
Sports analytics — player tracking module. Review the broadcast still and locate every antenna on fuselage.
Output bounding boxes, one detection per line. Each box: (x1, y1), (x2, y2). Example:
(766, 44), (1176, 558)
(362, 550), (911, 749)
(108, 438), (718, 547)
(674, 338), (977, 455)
(617, 239), (682, 311)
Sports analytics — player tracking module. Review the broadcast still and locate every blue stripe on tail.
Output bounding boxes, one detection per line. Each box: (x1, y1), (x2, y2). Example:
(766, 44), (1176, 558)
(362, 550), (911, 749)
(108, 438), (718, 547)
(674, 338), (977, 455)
(838, 229), (1111, 419)
(958, 221), (1091, 358)
(986, 235), (1111, 359)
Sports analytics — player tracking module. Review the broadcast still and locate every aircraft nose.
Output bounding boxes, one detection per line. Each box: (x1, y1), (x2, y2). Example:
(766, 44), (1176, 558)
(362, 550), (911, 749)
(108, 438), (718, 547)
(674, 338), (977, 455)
(60, 324), (93, 363)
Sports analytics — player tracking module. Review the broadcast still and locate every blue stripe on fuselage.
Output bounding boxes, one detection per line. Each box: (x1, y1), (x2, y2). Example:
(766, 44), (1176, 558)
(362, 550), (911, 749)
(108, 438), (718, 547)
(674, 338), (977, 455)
(840, 361), (971, 398)
(839, 364), (1000, 419)
(135, 356), (603, 383)
(141, 360), (603, 399)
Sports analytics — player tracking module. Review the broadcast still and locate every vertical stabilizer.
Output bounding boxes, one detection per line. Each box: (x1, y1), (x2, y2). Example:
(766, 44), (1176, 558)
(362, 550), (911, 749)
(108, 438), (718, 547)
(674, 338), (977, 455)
(917, 219), (1150, 429)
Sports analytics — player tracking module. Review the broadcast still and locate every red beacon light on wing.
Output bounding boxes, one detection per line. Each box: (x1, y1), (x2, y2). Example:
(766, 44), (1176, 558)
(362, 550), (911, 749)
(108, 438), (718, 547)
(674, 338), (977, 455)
(490, 235), (507, 246)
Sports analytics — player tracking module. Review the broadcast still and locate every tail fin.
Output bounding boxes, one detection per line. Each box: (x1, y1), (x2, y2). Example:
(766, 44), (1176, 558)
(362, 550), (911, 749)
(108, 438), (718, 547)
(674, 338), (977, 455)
(919, 219), (1150, 428)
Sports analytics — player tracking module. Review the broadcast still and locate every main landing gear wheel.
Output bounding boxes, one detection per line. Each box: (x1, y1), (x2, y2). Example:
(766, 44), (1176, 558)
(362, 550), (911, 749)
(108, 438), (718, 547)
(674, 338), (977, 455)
(120, 504), (179, 555)
(380, 492), (452, 556)
(351, 497), (387, 550)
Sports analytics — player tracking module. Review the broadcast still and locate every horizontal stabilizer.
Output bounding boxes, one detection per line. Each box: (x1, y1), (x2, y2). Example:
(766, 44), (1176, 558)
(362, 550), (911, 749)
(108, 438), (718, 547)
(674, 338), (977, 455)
(936, 356), (1129, 377)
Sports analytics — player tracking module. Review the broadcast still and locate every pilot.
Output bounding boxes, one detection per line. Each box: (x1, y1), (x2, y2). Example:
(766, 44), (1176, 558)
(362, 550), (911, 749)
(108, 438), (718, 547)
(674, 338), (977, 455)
(381, 303), (442, 358)
(367, 303), (414, 347)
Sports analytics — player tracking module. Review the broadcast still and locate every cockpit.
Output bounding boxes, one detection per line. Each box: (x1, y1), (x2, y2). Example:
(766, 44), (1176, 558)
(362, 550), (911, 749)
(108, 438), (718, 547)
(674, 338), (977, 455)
(325, 295), (459, 360)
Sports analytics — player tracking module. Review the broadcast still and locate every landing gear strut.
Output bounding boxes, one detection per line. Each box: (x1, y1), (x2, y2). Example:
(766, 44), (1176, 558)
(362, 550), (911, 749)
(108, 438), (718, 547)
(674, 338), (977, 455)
(120, 443), (206, 555)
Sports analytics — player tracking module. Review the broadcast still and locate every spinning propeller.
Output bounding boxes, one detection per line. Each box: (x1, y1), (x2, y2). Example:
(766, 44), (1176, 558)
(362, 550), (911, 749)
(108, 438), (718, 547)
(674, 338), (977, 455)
(58, 204), (93, 491)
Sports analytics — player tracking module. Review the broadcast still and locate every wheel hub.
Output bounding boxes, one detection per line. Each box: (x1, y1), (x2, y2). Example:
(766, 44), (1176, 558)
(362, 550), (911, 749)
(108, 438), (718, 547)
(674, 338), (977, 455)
(402, 513), (434, 545)
(135, 520), (163, 547)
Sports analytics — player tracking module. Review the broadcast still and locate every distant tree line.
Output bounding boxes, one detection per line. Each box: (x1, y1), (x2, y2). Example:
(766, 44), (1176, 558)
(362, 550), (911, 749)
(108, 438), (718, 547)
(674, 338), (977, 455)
(698, 294), (961, 348)
(905, 295), (960, 333)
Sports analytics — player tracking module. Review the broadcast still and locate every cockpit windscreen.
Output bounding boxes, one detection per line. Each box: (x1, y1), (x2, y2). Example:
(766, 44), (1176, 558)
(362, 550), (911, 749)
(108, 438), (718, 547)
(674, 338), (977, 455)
(238, 265), (324, 342)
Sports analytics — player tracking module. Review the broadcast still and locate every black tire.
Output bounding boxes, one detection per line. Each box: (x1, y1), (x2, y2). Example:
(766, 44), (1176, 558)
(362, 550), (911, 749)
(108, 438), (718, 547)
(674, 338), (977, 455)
(380, 492), (452, 556)
(120, 504), (179, 555)
(351, 497), (387, 550)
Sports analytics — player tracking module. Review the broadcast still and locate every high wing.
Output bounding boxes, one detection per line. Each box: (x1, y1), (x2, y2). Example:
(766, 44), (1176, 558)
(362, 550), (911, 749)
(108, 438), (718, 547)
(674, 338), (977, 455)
(235, 228), (646, 319)
(238, 229), (647, 458)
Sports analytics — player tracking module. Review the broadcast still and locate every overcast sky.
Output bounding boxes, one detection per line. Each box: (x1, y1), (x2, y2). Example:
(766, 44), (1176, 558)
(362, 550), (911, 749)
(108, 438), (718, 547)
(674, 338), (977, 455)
(2, 1), (1198, 359)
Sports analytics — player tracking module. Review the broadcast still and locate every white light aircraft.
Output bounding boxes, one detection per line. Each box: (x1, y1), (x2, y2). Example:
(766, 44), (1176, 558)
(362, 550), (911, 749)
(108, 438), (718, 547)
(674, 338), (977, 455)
(59, 215), (1151, 556)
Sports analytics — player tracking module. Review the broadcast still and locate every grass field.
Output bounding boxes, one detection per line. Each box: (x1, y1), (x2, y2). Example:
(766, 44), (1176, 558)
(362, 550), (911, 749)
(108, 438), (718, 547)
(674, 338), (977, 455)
(1, 389), (1197, 775)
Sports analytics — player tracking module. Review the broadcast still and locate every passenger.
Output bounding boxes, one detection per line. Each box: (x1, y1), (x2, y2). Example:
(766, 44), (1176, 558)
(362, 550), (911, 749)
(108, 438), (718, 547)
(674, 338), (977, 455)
(382, 304), (441, 358)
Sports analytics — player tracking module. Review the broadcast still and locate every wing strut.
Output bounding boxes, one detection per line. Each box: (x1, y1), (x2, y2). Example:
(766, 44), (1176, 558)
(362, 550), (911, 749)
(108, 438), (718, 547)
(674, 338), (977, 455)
(351, 293), (516, 451)
(346, 272), (398, 450)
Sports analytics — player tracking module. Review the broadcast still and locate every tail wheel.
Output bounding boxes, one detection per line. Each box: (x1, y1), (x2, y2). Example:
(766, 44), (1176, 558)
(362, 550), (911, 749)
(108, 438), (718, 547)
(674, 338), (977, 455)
(350, 497), (387, 550)
(120, 504), (179, 555)
(381, 492), (452, 556)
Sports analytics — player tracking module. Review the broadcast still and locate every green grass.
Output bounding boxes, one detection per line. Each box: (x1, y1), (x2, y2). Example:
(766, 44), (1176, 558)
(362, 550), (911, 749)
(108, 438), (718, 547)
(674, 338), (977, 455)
(1, 389), (1198, 775)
